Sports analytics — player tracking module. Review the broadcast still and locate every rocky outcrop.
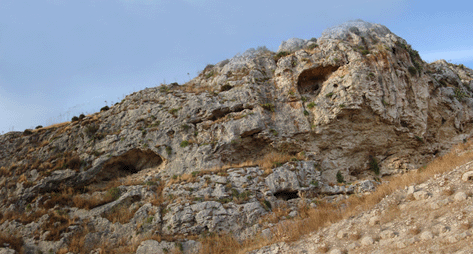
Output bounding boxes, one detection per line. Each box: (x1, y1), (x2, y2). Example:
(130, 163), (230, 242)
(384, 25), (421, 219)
(1, 20), (473, 253)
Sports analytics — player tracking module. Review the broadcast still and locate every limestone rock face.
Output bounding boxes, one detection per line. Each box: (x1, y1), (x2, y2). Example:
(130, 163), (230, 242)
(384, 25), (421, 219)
(1, 20), (473, 253)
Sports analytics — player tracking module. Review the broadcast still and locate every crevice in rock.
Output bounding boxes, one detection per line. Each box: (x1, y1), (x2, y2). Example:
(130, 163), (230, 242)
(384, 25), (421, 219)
(95, 149), (164, 182)
(215, 135), (272, 165)
(297, 65), (340, 96)
(274, 190), (299, 201)
(208, 104), (249, 121)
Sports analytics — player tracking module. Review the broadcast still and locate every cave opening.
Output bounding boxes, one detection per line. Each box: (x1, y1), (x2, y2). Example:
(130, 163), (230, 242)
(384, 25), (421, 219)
(297, 65), (339, 96)
(274, 190), (299, 201)
(95, 149), (164, 182)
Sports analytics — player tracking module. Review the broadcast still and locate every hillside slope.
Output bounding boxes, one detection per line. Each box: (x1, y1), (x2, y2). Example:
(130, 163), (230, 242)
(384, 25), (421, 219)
(1, 20), (473, 253)
(251, 140), (473, 254)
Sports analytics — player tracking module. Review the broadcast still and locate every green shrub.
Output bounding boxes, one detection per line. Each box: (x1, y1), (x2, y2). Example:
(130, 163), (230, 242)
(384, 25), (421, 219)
(106, 187), (120, 201)
(169, 107), (181, 116)
(307, 102), (316, 109)
(23, 129), (33, 135)
(35, 125), (43, 129)
(71, 116), (79, 122)
(85, 124), (99, 136)
(180, 140), (189, 147)
(181, 124), (190, 131)
(326, 92), (334, 98)
(415, 135), (424, 142)
(369, 156), (380, 175)
(165, 146), (172, 155)
(310, 180), (318, 187)
(263, 200), (272, 211)
(361, 49), (370, 55)
(79, 114), (85, 119)
(303, 110), (309, 116)
(307, 43), (318, 50)
(261, 103), (275, 112)
(336, 171), (345, 183)
(205, 71), (215, 79)
(273, 51), (290, 62)
(454, 88), (468, 101)
(100, 106), (109, 112)
(408, 66), (417, 76)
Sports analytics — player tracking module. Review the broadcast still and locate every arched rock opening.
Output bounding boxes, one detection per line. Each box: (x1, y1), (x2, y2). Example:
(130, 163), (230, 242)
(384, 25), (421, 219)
(274, 189), (299, 201)
(96, 149), (164, 182)
(297, 65), (339, 96)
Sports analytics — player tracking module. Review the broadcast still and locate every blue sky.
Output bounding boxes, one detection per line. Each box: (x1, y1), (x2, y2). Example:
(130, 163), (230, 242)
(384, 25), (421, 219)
(1, 0), (473, 134)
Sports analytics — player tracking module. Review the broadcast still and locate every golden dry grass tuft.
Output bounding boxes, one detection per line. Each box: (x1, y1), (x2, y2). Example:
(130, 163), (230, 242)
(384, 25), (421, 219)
(0, 233), (24, 253)
(198, 139), (473, 253)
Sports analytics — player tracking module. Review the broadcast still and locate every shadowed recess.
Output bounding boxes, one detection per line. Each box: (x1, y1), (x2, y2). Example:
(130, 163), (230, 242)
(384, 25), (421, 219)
(297, 65), (339, 95)
(274, 189), (299, 201)
(96, 149), (164, 182)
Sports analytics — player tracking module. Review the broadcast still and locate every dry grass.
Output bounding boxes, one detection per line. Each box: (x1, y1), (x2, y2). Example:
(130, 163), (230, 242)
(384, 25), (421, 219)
(408, 226), (421, 235)
(72, 193), (115, 210)
(0, 208), (48, 225)
(102, 203), (139, 224)
(442, 187), (455, 196)
(0, 233), (24, 253)
(198, 139), (473, 253)
(0, 166), (9, 177)
(32, 121), (70, 132)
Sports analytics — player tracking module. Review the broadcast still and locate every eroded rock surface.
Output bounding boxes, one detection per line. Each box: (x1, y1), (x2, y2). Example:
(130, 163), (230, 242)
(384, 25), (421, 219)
(1, 20), (473, 253)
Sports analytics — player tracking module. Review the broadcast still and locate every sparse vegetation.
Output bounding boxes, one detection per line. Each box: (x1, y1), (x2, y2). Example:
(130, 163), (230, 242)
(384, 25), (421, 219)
(336, 171), (345, 183)
(273, 51), (290, 62)
(369, 155), (380, 175)
(261, 103), (275, 112)
(100, 106), (110, 112)
(307, 102), (316, 109)
(307, 43), (318, 50)
(180, 140), (190, 148)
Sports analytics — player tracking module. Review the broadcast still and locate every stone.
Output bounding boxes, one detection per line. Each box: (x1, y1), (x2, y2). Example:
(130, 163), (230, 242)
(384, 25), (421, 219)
(329, 249), (343, 254)
(265, 168), (300, 193)
(461, 171), (473, 181)
(369, 216), (380, 226)
(361, 236), (374, 245)
(420, 231), (434, 240)
(0, 248), (16, 254)
(454, 192), (467, 202)
(336, 230), (348, 239)
(413, 191), (429, 200)
(277, 38), (308, 53)
(380, 230), (395, 239)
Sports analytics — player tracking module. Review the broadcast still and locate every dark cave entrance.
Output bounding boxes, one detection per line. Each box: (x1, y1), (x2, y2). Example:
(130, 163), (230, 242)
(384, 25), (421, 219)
(274, 190), (299, 201)
(95, 149), (164, 182)
(297, 65), (339, 96)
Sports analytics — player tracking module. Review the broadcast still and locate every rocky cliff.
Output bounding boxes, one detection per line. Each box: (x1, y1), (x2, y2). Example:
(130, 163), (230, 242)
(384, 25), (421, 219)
(1, 20), (473, 253)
